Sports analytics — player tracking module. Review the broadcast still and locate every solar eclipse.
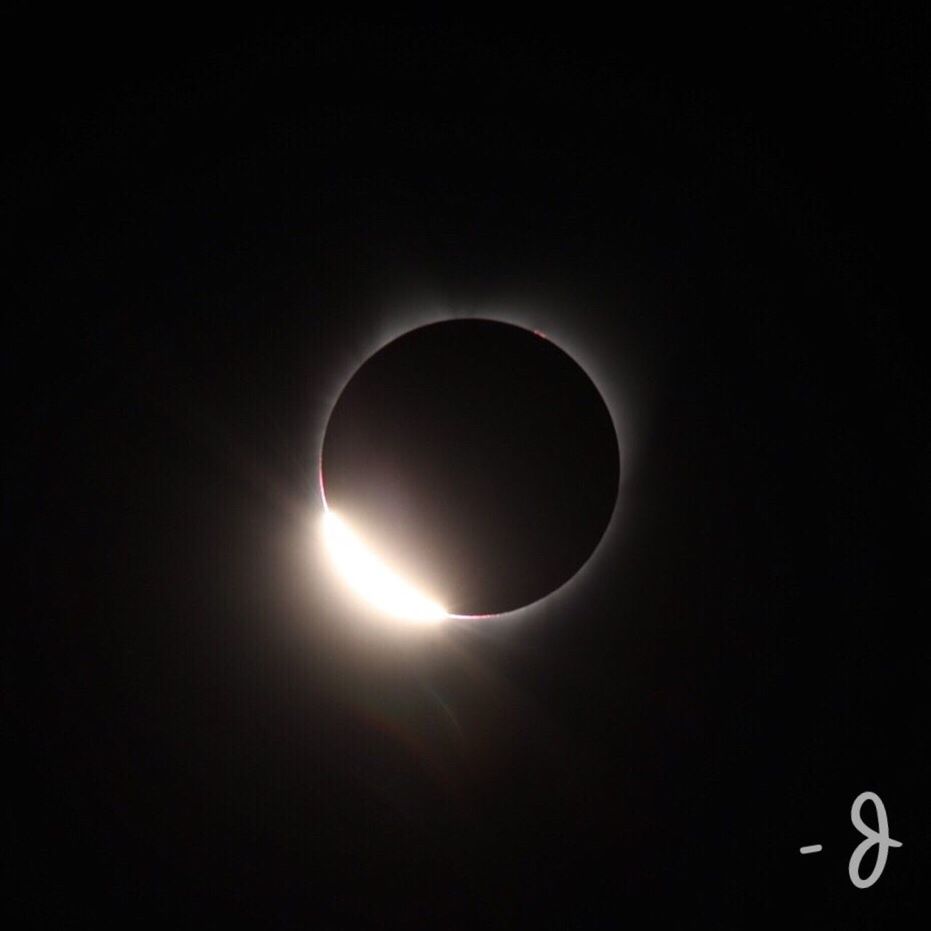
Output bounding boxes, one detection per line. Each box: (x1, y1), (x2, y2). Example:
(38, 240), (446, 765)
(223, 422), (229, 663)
(319, 318), (620, 620)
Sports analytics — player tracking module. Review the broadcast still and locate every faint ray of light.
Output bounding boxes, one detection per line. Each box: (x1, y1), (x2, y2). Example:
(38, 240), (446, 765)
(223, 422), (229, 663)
(321, 509), (449, 623)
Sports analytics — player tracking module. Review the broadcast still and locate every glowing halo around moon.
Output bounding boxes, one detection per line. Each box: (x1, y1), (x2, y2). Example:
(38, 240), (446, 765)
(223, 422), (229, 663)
(315, 314), (626, 624)
(320, 508), (449, 624)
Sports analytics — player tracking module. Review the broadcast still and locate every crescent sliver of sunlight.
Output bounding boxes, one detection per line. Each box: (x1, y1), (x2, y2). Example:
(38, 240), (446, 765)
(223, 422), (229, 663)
(320, 508), (449, 623)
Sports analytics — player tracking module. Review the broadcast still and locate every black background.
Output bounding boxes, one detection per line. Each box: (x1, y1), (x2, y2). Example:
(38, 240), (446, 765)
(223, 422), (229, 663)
(7, 8), (930, 927)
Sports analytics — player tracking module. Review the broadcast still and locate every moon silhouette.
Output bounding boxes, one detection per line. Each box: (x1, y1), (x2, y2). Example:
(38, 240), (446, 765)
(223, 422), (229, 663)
(320, 318), (619, 618)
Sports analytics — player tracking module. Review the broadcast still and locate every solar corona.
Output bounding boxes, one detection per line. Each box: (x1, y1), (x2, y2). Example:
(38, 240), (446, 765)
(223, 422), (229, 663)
(319, 318), (620, 621)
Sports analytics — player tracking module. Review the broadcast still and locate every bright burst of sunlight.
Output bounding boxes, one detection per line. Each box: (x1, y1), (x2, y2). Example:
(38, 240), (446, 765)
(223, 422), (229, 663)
(321, 509), (449, 623)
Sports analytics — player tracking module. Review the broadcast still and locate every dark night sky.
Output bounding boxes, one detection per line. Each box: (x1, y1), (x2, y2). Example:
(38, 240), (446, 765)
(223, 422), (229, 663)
(8, 8), (931, 927)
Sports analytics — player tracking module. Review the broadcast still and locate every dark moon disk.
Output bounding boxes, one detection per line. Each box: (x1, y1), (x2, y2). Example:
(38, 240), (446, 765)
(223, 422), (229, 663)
(320, 319), (620, 616)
